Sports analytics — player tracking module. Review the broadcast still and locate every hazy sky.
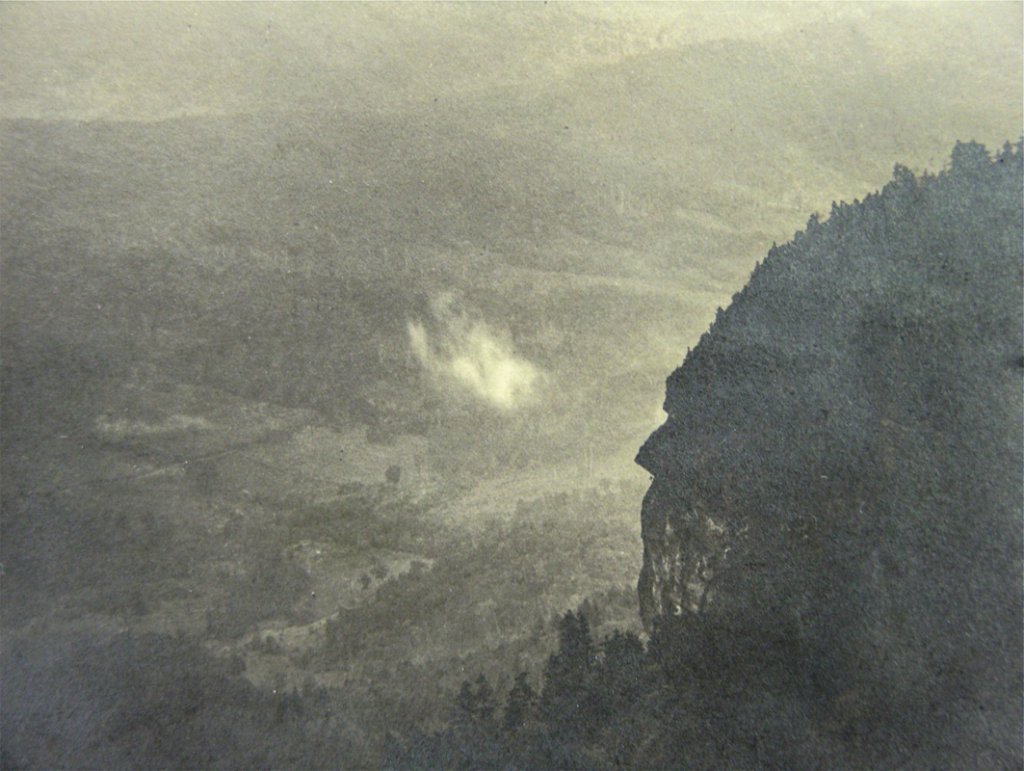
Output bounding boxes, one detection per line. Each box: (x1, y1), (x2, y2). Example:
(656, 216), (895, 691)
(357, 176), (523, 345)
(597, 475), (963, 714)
(3, 2), (1020, 123)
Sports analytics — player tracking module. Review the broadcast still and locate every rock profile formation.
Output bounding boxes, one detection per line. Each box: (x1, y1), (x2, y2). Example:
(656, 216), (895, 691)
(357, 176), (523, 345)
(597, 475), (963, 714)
(636, 142), (1023, 767)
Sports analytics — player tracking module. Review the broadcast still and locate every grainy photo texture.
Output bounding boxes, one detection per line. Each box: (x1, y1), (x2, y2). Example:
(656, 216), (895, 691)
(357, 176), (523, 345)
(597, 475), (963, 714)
(1, 3), (1022, 769)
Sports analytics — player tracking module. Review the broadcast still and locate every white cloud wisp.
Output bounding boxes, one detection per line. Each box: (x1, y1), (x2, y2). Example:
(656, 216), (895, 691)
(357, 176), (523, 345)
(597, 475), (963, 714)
(408, 303), (542, 410)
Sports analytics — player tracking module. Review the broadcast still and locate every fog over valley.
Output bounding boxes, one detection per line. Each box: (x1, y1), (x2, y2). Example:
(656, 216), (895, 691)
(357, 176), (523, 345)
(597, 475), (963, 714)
(2, 4), (1021, 768)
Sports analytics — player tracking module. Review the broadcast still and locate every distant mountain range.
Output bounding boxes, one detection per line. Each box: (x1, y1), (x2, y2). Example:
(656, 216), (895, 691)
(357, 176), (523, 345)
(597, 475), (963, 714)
(3, 13), (1020, 474)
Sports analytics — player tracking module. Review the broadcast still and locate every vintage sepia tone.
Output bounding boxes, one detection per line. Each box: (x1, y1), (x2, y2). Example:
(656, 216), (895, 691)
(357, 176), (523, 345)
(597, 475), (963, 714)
(2, 3), (1022, 768)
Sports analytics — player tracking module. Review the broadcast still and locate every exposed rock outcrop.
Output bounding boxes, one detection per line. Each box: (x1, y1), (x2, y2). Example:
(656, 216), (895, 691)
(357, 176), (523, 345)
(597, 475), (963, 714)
(636, 142), (1023, 765)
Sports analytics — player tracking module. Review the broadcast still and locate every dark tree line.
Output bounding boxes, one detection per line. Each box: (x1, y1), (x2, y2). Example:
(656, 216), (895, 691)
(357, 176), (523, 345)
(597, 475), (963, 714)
(386, 610), (646, 769)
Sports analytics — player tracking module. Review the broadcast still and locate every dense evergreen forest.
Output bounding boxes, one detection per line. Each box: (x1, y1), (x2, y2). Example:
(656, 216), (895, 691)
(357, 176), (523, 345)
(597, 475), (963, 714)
(389, 141), (1024, 769)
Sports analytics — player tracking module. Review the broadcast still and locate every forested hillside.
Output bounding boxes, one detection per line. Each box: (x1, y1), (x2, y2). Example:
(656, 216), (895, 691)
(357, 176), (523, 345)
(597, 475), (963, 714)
(3, 5), (1020, 767)
(395, 142), (1024, 769)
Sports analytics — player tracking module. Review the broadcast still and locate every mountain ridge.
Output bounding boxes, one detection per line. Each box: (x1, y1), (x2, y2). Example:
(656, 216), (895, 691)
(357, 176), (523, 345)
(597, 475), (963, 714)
(633, 140), (1023, 767)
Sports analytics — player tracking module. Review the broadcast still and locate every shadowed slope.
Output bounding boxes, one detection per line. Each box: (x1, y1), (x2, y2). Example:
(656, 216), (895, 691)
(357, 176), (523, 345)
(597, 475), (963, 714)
(636, 141), (1023, 767)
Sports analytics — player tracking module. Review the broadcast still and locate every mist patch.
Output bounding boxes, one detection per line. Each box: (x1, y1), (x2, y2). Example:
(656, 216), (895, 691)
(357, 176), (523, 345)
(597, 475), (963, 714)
(408, 296), (542, 410)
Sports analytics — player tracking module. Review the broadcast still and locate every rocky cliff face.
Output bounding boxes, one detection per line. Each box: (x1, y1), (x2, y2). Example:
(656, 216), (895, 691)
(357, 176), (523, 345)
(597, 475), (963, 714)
(635, 142), (1023, 763)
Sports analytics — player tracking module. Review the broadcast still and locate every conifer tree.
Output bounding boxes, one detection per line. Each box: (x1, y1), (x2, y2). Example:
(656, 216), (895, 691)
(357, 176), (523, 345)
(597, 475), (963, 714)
(503, 672), (536, 733)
